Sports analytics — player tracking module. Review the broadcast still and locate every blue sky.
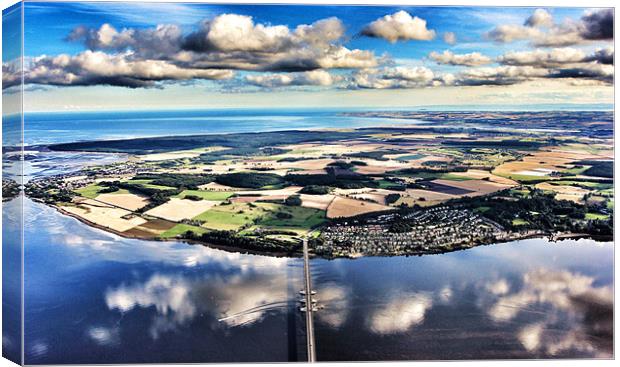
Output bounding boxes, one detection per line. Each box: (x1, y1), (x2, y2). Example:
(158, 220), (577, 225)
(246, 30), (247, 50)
(21, 3), (585, 60)
(2, 3), (21, 62)
(2, 2), (614, 111)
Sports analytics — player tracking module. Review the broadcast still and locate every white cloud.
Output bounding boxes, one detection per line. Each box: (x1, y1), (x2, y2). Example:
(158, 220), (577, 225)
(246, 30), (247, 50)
(13, 13), (379, 89)
(498, 48), (587, 67)
(4, 51), (233, 89)
(245, 70), (340, 88)
(349, 66), (436, 89)
(429, 50), (492, 66)
(204, 13), (292, 52)
(487, 24), (541, 43)
(524, 9), (554, 28)
(362, 10), (436, 43)
(174, 14), (377, 72)
(487, 8), (613, 47)
(453, 65), (550, 86)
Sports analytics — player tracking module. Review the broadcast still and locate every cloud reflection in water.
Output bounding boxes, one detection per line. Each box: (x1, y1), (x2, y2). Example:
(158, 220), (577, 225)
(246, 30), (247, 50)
(484, 268), (613, 357)
(105, 270), (295, 339)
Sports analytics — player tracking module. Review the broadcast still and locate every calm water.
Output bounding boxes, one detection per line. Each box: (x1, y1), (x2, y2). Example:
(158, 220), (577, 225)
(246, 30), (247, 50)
(5, 199), (612, 363)
(311, 239), (613, 360)
(21, 199), (307, 364)
(23, 109), (428, 146)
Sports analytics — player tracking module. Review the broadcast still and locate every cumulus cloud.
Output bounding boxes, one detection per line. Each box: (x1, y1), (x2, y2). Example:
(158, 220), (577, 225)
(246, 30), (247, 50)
(498, 47), (587, 67)
(452, 49), (613, 86)
(67, 24), (136, 50)
(349, 66), (436, 89)
(584, 46), (614, 65)
(1, 59), (21, 89)
(361, 10), (436, 43)
(347, 56), (612, 89)
(495, 48), (613, 84)
(487, 24), (541, 43)
(70, 14), (377, 73)
(452, 65), (550, 86)
(429, 50), (492, 66)
(184, 13), (295, 53)
(524, 9), (554, 28)
(533, 25), (584, 47)
(487, 8), (613, 47)
(443, 32), (457, 45)
(580, 8), (614, 40)
(3, 51), (234, 89)
(547, 63), (613, 84)
(6, 13), (380, 89)
(245, 70), (340, 88)
(499, 47), (614, 67)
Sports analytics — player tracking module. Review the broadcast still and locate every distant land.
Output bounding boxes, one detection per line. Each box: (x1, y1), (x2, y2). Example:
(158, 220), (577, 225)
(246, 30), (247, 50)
(18, 111), (613, 258)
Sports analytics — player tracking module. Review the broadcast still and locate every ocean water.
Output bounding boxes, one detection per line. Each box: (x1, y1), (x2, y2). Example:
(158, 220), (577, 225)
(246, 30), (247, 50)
(23, 109), (428, 146)
(20, 104), (613, 146)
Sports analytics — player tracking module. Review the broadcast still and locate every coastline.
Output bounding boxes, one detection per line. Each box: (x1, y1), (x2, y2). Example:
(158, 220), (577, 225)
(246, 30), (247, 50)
(52, 202), (305, 258)
(44, 200), (611, 260)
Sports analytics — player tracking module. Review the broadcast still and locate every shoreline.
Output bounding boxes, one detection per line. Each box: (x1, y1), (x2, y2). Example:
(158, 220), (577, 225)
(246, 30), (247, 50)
(52, 202), (304, 259)
(45, 200), (611, 260)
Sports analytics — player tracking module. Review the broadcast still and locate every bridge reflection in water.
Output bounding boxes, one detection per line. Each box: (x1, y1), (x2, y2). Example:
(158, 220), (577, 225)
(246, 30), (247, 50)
(300, 238), (317, 362)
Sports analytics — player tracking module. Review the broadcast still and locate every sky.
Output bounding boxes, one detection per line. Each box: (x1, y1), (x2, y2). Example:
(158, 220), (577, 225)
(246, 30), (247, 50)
(1, 2), (614, 111)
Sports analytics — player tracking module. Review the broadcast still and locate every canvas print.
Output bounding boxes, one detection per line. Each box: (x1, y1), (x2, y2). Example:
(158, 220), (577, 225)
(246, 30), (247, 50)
(2, 1), (614, 364)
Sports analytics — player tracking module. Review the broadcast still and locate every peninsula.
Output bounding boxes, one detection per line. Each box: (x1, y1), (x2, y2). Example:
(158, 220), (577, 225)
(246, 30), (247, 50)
(24, 111), (613, 258)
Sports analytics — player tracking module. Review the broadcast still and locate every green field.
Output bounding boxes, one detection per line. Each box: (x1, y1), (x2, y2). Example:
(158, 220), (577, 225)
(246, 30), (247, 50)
(561, 166), (590, 175)
(512, 218), (529, 226)
(494, 171), (551, 182)
(125, 179), (176, 190)
(74, 184), (131, 198)
(259, 205), (326, 229)
(552, 180), (612, 190)
(474, 206), (491, 213)
(160, 224), (209, 238)
(194, 202), (276, 231)
(395, 154), (425, 162)
(74, 184), (106, 198)
(194, 202), (325, 232)
(176, 190), (233, 201)
(585, 212), (609, 220)
(438, 173), (477, 181)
